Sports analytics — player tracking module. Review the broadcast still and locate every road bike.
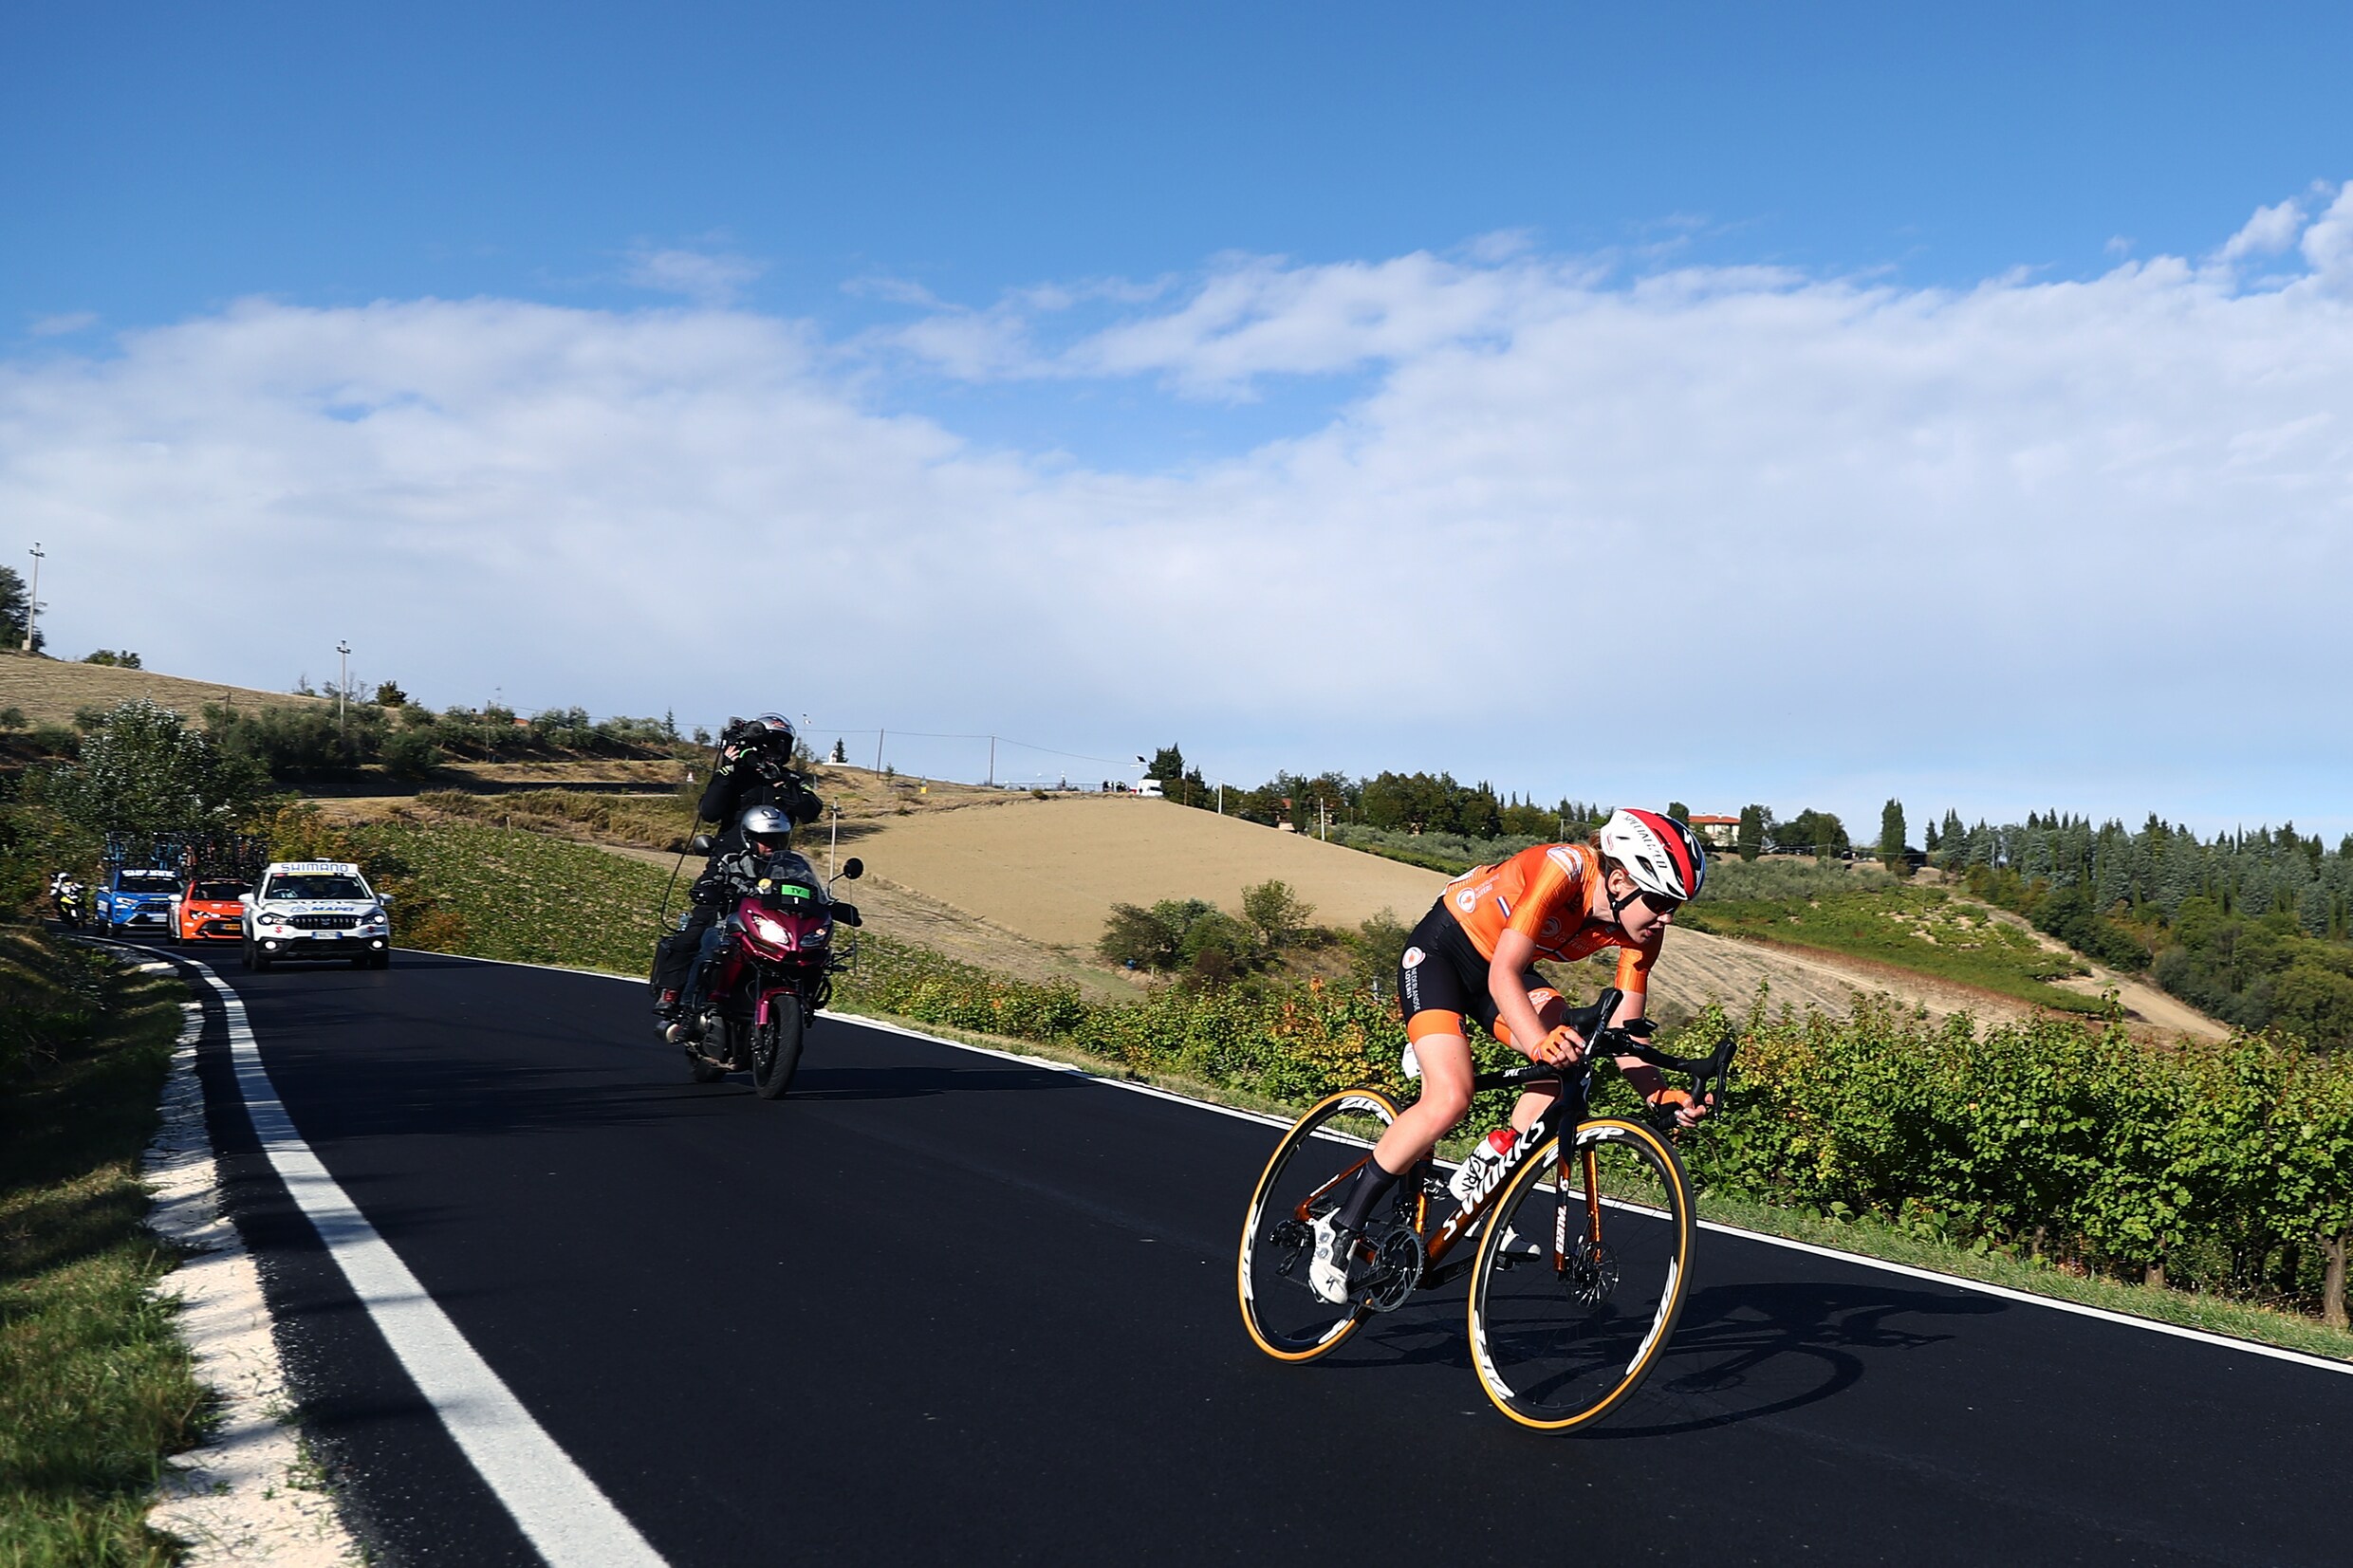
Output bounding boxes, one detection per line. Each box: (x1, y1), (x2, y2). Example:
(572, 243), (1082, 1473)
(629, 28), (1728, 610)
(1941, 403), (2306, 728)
(1236, 987), (1736, 1430)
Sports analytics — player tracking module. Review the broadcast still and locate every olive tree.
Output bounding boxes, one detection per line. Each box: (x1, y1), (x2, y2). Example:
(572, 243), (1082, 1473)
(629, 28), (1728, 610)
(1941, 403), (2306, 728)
(39, 699), (266, 848)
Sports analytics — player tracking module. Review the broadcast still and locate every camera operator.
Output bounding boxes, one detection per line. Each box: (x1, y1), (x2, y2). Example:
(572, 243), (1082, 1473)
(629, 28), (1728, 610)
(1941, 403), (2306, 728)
(652, 713), (825, 1024)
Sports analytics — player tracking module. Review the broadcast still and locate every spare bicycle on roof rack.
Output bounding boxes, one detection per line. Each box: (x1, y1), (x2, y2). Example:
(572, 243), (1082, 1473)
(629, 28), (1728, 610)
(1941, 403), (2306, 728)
(1236, 987), (1737, 1431)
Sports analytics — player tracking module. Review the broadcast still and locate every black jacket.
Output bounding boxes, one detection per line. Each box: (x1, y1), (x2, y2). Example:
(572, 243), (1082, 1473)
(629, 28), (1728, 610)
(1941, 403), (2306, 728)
(697, 755), (824, 853)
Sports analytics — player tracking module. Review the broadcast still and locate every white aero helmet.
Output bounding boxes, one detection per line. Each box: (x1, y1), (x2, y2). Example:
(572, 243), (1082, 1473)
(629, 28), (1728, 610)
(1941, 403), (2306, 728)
(1597, 808), (1708, 902)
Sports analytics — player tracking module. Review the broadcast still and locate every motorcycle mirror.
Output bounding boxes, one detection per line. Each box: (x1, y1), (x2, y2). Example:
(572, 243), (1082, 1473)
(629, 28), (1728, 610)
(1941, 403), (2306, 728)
(840, 858), (863, 880)
(691, 834), (714, 854)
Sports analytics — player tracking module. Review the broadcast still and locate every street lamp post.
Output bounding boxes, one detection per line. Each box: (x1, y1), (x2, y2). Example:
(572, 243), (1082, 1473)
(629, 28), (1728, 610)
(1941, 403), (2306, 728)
(24, 543), (43, 655)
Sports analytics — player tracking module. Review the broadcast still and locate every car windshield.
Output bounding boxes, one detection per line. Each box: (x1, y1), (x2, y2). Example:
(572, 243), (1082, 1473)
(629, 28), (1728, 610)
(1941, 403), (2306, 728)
(264, 874), (370, 901)
(192, 881), (248, 901)
(120, 870), (178, 889)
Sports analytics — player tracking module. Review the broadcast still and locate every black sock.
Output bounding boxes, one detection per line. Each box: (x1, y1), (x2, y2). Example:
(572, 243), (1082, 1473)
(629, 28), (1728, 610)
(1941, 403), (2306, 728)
(1333, 1157), (1406, 1233)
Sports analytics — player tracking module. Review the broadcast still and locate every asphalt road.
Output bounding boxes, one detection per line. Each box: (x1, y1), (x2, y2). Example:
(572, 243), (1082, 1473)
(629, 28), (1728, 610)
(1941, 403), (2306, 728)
(155, 939), (2352, 1566)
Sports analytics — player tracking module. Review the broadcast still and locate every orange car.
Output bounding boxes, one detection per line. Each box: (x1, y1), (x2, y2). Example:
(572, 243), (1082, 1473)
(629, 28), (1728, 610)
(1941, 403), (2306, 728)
(176, 878), (250, 943)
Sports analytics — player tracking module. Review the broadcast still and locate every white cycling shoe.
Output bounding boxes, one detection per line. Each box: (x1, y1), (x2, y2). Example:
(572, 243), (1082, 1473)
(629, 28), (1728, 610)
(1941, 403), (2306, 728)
(1496, 1224), (1543, 1260)
(1307, 1213), (1357, 1305)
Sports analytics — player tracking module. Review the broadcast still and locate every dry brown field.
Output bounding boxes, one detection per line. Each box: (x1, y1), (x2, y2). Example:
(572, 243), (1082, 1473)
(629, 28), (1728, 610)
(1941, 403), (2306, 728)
(323, 758), (2178, 1031)
(815, 785), (2034, 1024)
(0, 649), (330, 727)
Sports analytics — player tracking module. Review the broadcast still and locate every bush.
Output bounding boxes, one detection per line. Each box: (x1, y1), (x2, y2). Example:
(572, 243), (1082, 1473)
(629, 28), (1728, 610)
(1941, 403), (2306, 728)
(1241, 878), (1313, 950)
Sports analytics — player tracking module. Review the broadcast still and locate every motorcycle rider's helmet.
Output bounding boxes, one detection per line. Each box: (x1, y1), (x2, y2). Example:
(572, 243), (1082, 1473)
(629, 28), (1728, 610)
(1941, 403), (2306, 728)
(1596, 808), (1708, 903)
(739, 803), (795, 857)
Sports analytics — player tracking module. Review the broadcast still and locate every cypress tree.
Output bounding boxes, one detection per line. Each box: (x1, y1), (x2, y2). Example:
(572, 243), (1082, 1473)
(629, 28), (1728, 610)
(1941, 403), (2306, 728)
(1736, 804), (1765, 862)
(1879, 799), (1908, 876)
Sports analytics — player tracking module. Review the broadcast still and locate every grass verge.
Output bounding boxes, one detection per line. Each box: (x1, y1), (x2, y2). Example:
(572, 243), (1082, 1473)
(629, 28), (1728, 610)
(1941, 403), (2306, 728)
(0, 928), (208, 1566)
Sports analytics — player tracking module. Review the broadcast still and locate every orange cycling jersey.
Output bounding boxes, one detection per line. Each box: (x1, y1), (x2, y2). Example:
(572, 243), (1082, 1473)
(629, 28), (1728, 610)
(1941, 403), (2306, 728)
(1440, 842), (1658, 992)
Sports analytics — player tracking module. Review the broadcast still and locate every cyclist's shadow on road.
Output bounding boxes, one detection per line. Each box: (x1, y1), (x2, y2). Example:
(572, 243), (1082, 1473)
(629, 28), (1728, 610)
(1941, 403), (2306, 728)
(1598, 1279), (2000, 1436)
(1343, 1278), (1998, 1435)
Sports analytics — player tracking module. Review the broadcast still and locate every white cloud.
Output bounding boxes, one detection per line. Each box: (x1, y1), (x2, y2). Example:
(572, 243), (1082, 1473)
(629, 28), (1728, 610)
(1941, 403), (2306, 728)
(9, 190), (2353, 831)
(621, 246), (765, 305)
(2298, 184), (2353, 291)
(2218, 197), (2305, 263)
(26, 311), (98, 338)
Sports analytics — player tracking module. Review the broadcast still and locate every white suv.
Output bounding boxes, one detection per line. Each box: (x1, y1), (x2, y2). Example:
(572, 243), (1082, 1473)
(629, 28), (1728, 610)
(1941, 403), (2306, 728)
(241, 860), (394, 971)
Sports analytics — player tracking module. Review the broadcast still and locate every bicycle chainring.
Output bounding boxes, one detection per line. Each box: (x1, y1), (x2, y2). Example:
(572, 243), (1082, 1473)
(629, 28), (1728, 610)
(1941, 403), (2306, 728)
(1358, 1227), (1425, 1314)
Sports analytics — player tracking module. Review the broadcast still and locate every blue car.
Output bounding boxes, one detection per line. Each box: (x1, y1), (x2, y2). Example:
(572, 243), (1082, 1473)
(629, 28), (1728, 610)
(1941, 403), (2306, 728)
(95, 866), (181, 935)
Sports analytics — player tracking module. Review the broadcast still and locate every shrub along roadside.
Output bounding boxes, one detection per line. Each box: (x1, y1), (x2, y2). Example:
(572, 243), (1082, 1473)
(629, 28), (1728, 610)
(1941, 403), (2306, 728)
(0, 929), (208, 1565)
(286, 815), (2353, 1349)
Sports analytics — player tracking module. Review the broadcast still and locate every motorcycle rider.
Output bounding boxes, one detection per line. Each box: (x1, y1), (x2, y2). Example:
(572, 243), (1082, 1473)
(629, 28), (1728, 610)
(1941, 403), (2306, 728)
(652, 714), (824, 1026)
(663, 803), (807, 1042)
(50, 870), (86, 929)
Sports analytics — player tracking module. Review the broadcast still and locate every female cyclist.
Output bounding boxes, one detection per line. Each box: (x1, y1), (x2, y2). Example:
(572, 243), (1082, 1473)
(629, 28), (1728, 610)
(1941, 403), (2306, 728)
(1308, 807), (1713, 1303)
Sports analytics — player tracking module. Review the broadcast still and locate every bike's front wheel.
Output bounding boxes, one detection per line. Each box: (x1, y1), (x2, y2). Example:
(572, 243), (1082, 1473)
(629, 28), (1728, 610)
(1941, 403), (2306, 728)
(1237, 1086), (1400, 1363)
(751, 1003), (805, 1100)
(1466, 1116), (1694, 1431)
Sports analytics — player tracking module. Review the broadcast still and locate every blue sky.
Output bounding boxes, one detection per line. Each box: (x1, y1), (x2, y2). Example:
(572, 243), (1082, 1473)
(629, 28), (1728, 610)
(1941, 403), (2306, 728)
(10, 2), (2348, 326)
(6, 3), (2352, 835)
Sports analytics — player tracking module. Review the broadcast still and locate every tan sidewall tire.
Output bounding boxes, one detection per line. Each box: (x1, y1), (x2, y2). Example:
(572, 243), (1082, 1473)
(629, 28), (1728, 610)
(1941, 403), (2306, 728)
(1466, 1117), (1693, 1431)
(1236, 1085), (1400, 1363)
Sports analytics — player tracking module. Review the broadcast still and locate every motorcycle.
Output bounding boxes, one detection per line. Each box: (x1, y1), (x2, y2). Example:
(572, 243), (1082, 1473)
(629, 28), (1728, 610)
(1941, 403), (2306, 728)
(53, 878), (88, 930)
(678, 845), (864, 1098)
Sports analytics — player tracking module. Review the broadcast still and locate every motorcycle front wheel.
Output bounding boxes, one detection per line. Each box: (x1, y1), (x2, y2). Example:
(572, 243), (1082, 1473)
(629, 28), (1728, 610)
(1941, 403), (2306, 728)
(751, 1003), (806, 1100)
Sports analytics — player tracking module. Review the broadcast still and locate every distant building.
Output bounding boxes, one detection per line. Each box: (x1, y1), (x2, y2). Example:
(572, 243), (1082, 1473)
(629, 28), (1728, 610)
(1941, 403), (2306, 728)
(1689, 814), (1741, 850)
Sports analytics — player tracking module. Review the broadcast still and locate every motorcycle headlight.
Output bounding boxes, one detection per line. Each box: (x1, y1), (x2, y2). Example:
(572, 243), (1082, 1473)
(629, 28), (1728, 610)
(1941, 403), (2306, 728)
(804, 922), (830, 945)
(748, 913), (794, 949)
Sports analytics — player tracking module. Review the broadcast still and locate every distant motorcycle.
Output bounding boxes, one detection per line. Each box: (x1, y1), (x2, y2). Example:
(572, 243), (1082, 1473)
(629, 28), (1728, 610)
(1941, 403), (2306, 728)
(53, 878), (88, 930)
(679, 845), (864, 1099)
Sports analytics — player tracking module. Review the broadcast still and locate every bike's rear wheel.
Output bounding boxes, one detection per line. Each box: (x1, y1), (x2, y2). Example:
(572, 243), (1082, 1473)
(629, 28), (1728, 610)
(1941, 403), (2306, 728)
(1237, 1087), (1399, 1362)
(1466, 1116), (1693, 1431)
(751, 1003), (805, 1100)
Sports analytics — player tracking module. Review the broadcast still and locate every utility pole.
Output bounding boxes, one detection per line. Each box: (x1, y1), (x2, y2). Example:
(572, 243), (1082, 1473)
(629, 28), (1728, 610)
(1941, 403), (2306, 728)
(336, 640), (350, 734)
(875, 729), (885, 773)
(987, 735), (995, 787)
(24, 543), (42, 655)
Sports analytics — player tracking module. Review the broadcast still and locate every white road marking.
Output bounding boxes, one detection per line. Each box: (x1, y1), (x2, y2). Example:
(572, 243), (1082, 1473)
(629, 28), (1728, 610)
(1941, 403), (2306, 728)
(179, 952), (667, 1568)
(425, 947), (2353, 1378)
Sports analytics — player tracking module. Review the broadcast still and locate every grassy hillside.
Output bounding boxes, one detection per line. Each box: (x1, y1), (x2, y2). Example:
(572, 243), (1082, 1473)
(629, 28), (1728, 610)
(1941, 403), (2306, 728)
(0, 649), (330, 729)
(1681, 858), (2108, 1015)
